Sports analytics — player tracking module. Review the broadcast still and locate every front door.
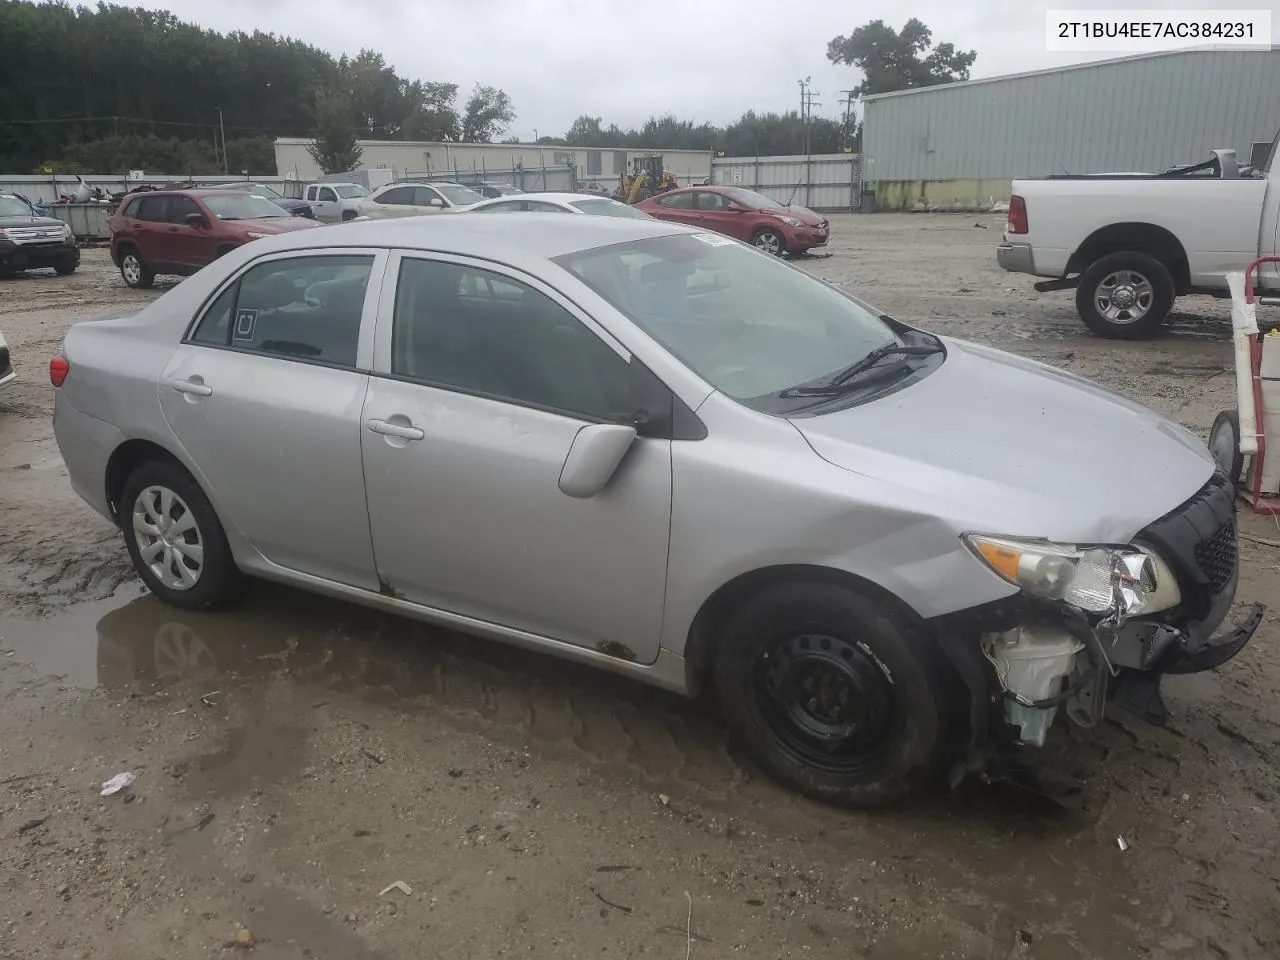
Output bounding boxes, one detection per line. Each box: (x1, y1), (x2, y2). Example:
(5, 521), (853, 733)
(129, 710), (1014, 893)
(359, 252), (674, 662)
(158, 248), (386, 589)
(307, 185), (341, 221)
(693, 191), (751, 242)
(163, 195), (217, 268)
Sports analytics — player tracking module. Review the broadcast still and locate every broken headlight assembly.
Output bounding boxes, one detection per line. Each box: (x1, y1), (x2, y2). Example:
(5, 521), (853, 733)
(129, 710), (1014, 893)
(963, 535), (1181, 621)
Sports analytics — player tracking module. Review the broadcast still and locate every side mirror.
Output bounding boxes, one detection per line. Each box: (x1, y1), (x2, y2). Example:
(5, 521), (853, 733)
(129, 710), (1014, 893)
(427, 198), (445, 208)
(184, 212), (207, 227)
(558, 423), (637, 498)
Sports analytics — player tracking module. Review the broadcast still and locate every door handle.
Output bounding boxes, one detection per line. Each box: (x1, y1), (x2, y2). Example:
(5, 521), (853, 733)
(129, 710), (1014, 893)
(168, 226), (179, 232)
(366, 418), (424, 441)
(167, 378), (213, 397)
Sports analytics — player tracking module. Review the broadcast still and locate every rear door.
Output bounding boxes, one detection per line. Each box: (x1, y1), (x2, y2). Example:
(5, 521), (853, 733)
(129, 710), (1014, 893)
(131, 194), (171, 264)
(158, 247), (387, 589)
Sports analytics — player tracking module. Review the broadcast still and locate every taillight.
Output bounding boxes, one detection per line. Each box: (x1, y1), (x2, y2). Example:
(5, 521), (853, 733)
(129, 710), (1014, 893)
(49, 354), (69, 388)
(1007, 195), (1028, 235)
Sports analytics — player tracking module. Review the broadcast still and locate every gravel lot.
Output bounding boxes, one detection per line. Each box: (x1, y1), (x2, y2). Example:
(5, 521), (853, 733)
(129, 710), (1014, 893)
(1, 215), (1277, 960)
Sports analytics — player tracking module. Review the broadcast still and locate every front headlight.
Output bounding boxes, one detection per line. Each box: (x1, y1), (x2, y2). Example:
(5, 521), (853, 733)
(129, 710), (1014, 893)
(62, 223), (73, 240)
(964, 534), (1181, 618)
(777, 215), (803, 227)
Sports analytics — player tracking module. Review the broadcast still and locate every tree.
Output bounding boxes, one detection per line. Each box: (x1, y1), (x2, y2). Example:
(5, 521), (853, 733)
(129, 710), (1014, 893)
(307, 86), (362, 174)
(461, 84), (515, 143)
(402, 81), (461, 141)
(826, 18), (977, 97)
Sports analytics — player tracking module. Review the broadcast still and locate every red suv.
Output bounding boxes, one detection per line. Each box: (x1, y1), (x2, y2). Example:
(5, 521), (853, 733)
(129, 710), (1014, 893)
(635, 186), (829, 257)
(109, 189), (321, 288)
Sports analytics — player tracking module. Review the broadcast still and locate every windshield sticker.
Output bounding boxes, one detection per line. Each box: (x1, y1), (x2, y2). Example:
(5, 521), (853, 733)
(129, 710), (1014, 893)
(691, 232), (737, 247)
(233, 308), (258, 341)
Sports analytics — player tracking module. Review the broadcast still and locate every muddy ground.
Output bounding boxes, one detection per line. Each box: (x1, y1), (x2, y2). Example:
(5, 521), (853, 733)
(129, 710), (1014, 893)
(1, 215), (1277, 960)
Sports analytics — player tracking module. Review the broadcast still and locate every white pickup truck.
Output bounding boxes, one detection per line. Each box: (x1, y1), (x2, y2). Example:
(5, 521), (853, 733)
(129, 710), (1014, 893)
(997, 133), (1280, 338)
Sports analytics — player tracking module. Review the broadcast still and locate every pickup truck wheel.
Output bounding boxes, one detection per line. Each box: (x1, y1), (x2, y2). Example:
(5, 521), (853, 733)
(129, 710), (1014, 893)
(1075, 252), (1174, 339)
(713, 581), (960, 808)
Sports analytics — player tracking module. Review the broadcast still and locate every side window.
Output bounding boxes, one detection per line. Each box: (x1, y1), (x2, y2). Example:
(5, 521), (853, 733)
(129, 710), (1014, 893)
(526, 201), (565, 213)
(123, 197), (142, 218)
(187, 255), (374, 367)
(696, 192), (731, 211)
(587, 150), (602, 176)
(136, 195), (169, 221)
(415, 186), (443, 206)
(167, 196), (202, 222)
(375, 186), (414, 205)
(305, 187), (317, 201)
(657, 192), (694, 209)
(390, 258), (635, 421)
(317, 187), (337, 202)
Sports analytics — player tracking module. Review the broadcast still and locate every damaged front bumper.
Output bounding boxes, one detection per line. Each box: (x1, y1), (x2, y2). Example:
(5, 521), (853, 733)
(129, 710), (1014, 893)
(931, 470), (1264, 791)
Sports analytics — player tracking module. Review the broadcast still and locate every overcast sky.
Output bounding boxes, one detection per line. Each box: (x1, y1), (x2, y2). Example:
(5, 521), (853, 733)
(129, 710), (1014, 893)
(132, 0), (1279, 138)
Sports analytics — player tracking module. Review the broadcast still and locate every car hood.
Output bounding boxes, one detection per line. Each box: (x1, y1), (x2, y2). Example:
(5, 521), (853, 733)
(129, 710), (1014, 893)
(771, 205), (825, 226)
(234, 217), (321, 234)
(0, 214), (65, 230)
(789, 337), (1215, 544)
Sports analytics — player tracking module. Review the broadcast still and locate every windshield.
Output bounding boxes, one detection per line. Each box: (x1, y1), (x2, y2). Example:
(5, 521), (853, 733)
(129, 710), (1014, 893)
(554, 234), (898, 403)
(202, 193), (288, 220)
(725, 188), (786, 210)
(435, 184), (485, 206)
(334, 185), (368, 198)
(0, 195), (33, 217)
(569, 198), (650, 219)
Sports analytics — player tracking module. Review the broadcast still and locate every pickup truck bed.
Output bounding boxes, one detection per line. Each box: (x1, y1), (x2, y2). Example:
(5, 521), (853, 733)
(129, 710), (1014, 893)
(997, 143), (1280, 339)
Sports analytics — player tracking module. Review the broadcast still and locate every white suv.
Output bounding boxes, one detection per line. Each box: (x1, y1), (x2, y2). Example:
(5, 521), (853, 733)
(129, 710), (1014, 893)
(358, 181), (486, 219)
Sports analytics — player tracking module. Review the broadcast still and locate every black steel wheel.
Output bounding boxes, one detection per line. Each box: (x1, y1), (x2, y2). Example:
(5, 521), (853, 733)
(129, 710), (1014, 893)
(713, 581), (960, 807)
(755, 631), (895, 774)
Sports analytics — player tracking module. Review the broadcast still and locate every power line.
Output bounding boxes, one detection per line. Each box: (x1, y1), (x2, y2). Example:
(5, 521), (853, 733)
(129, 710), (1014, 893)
(0, 115), (312, 137)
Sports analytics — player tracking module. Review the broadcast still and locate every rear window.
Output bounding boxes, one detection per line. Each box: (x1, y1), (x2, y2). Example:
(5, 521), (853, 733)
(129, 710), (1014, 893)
(569, 198), (650, 219)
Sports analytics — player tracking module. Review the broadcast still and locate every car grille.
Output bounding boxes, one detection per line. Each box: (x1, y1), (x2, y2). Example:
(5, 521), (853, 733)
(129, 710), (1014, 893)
(1137, 470), (1238, 617)
(6, 225), (64, 244)
(1193, 519), (1237, 593)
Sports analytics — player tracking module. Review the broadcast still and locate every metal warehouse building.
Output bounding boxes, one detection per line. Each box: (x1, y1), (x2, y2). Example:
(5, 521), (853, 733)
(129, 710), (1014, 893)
(862, 46), (1280, 211)
(273, 138), (713, 186)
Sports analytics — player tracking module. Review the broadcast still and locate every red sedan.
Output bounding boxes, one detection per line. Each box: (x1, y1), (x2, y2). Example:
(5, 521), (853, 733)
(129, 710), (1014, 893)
(635, 186), (829, 256)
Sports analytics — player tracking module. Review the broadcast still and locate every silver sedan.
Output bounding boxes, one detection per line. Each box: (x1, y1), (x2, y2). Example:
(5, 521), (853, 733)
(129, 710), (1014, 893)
(465, 191), (651, 218)
(51, 215), (1250, 806)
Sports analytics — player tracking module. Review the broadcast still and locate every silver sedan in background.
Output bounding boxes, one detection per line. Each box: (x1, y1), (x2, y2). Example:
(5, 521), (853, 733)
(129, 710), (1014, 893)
(465, 191), (652, 218)
(50, 214), (1252, 807)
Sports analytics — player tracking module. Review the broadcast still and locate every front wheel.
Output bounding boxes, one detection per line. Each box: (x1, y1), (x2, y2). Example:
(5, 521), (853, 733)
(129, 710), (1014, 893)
(54, 259), (77, 276)
(751, 228), (785, 257)
(1075, 251), (1174, 339)
(1209, 409), (1244, 485)
(120, 459), (241, 610)
(713, 581), (959, 807)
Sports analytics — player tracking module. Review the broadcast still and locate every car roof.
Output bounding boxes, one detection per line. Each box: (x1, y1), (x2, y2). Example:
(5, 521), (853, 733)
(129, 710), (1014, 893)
(480, 192), (598, 205)
(254, 211), (690, 260)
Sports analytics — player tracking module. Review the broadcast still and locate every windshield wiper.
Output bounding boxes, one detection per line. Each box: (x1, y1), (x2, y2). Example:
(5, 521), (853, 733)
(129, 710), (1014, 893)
(778, 343), (942, 398)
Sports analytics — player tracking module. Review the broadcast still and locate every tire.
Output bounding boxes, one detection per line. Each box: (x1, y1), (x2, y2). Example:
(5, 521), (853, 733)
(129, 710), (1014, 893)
(751, 228), (785, 257)
(120, 459), (241, 610)
(119, 247), (155, 289)
(54, 259), (77, 276)
(712, 581), (960, 808)
(1075, 251), (1174, 339)
(1209, 409), (1244, 485)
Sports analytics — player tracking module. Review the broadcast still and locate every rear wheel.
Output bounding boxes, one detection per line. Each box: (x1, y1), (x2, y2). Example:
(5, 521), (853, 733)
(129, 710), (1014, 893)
(751, 228), (785, 257)
(119, 248), (155, 289)
(713, 581), (959, 807)
(1075, 251), (1174, 339)
(120, 459), (241, 610)
(1209, 409), (1244, 485)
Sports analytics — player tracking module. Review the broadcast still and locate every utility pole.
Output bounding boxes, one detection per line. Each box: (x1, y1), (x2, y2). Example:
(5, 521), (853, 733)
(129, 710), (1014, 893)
(839, 89), (856, 152)
(215, 106), (228, 174)
(800, 80), (820, 157)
